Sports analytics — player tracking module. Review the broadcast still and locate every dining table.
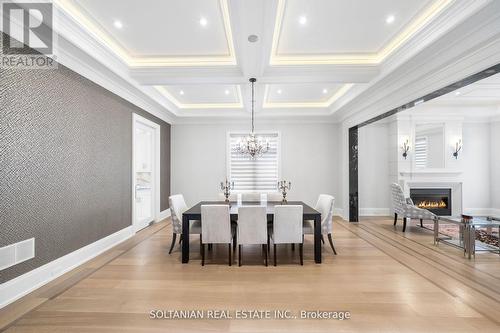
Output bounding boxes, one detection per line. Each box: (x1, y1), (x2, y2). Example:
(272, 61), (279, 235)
(182, 201), (322, 264)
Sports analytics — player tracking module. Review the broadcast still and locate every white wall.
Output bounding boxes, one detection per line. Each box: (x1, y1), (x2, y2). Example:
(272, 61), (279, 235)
(171, 122), (341, 211)
(491, 120), (500, 212)
(358, 122), (391, 215)
(462, 122), (491, 211)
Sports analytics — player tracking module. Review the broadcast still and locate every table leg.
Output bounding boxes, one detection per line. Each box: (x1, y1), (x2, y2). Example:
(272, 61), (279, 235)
(433, 218), (438, 245)
(468, 226), (475, 259)
(182, 215), (190, 263)
(314, 215), (322, 264)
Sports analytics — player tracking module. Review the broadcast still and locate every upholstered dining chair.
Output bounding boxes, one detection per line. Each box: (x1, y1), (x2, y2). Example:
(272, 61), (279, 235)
(271, 205), (304, 266)
(200, 205), (235, 266)
(390, 183), (437, 232)
(303, 194), (337, 255)
(237, 206), (268, 266)
(168, 194), (201, 254)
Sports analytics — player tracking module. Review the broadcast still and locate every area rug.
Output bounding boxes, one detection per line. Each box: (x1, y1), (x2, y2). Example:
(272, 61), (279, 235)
(422, 222), (499, 248)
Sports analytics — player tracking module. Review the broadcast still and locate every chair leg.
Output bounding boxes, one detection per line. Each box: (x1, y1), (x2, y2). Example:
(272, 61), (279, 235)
(299, 243), (303, 266)
(201, 243), (205, 266)
(321, 235), (325, 244)
(264, 244), (268, 266)
(168, 233), (177, 254)
(403, 218), (407, 232)
(394, 213), (398, 226)
(179, 234), (183, 244)
(233, 233), (237, 252)
(238, 245), (242, 267)
(291, 243), (295, 251)
(228, 244), (232, 266)
(327, 233), (337, 255)
(274, 244), (277, 266)
(420, 219), (423, 228)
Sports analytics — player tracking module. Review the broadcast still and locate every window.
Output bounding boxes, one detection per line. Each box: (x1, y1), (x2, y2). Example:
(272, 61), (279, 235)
(228, 132), (280, 192)
(414, 136), (428, 168)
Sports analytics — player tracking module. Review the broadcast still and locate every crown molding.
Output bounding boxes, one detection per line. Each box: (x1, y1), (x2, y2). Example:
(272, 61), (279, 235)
(269, 0), (454, 65)
(328, 0), (493, 117)
(334, 0), (500, 127)
(53, 0), (237, 67)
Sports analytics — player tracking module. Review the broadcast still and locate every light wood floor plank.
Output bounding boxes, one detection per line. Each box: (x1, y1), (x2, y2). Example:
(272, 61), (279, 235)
(1, 217), (499, 332)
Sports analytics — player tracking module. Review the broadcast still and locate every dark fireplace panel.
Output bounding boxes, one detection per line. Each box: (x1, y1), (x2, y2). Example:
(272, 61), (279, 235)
(410, 188), (452, 216)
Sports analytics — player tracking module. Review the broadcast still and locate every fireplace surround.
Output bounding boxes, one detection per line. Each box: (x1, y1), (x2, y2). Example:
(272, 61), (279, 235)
(410, 188), (452, 216)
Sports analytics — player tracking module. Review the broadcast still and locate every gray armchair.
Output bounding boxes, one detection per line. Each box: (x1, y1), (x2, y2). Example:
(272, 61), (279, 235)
(390, 183), (437, 232)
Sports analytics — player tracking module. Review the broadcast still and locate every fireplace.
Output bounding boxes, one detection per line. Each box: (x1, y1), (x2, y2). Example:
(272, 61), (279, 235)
(409, 188), (452, 216)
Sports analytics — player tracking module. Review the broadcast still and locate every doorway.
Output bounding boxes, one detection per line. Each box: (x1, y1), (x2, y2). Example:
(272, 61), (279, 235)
(132, 114), (160, 232)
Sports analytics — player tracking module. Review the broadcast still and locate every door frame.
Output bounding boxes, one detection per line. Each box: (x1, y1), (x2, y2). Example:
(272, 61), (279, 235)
(132, 113), (161, 232)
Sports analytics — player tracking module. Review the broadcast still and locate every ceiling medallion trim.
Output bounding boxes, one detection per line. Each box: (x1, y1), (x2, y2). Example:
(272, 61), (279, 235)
(269, 0), (453, 66)
(54, 0), (237, 67)
(262, 84), (354, 108)
(154, 86), (244, 109)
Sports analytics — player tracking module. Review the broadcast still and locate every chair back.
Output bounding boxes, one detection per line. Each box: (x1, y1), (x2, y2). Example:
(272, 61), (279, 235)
(237, 206), (267, 245)
(315, 194), (335, 234)
(201, 205), (232, 244)
(390, 183), (407, 215)
(273, 205), (303, 244)
(169, 194), (187, 234)
(267, 192), (283, 202)
(242, 193), (261, 202)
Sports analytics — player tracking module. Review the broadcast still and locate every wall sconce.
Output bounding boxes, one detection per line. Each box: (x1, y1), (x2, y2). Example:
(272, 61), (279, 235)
(453, 139), (462, 159)
(401, 139), (410, 159)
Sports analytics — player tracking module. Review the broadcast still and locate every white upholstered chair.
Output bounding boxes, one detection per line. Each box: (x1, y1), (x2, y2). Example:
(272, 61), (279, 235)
(303, 194), (337, 255)
(271, 205), (304, 266)
(267, 192), (283, 202)
(390, 183), (437, 232)
(237, 206), (268, 266)
(168, 194), (201, 254)
(201, 205), (235, 266)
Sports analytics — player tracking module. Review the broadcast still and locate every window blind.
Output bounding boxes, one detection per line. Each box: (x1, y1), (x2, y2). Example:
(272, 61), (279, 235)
(414, 136), (427, 168)
(228, 132), (279, 192)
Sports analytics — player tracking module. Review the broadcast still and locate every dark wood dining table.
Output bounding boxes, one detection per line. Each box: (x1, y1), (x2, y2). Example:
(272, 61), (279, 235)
(182, 201), (322, 264)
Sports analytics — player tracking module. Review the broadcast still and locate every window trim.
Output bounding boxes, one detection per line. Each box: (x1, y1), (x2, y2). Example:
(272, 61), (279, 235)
(226, 131), (281, 193)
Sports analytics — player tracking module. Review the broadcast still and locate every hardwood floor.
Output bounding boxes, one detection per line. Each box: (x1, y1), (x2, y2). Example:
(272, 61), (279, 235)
(1, 217), (499, 332)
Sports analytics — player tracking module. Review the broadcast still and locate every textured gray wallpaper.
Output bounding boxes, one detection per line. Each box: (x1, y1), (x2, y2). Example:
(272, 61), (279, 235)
(0, 37), (171, 283)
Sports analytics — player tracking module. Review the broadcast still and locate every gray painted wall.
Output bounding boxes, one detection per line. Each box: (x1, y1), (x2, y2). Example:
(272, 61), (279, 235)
(0, 40), (171, 283)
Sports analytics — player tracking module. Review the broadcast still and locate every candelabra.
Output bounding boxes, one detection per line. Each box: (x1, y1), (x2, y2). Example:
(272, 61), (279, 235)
(220, 179), (234, 203)
(278, 180), (291, 203)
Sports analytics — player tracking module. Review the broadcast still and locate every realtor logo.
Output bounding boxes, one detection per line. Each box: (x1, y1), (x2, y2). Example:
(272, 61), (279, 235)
(1, 1), (57, 68)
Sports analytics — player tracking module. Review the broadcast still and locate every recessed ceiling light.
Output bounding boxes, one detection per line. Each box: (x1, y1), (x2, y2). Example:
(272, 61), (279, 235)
(113, 20), (123, 29)
(322, 88), (328, 94)
(455, 91), (461, 96)
(199, 17), (208, 27)
(224, 89), (230, 95)
(179, 90), (185, 95)
(277, 89), (282, 94)
(385, 15), (395, 24)
(299, 16), (307, 25)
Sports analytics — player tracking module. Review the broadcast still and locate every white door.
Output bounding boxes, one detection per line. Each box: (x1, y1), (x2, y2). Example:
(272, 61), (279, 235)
(133, 114), (160, 232)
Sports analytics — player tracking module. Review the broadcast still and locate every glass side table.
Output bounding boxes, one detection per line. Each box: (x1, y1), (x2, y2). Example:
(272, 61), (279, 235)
(435, 216), (500, 259)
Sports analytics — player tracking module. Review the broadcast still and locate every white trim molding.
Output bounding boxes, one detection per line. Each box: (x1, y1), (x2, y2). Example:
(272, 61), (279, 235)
(0, 226), (134, 309)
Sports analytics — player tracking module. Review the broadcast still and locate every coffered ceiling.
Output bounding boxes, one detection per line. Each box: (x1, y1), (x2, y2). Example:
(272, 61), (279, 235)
(50, 0), (495, 120)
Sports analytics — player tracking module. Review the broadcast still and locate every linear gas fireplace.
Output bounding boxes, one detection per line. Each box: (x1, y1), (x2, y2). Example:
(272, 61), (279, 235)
(410, 188), (452, 216)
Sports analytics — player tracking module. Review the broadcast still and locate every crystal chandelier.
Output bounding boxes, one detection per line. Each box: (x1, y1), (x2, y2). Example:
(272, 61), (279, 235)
(236, 78), (269, 158)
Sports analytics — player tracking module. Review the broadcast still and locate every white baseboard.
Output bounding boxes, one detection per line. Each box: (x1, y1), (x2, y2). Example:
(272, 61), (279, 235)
(333, 208), (344, 217)
(0, 226), (134, 309)
(360, 208), (391, 216)
(463, 208), (500, 217)
(157, 209), (171, 222)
